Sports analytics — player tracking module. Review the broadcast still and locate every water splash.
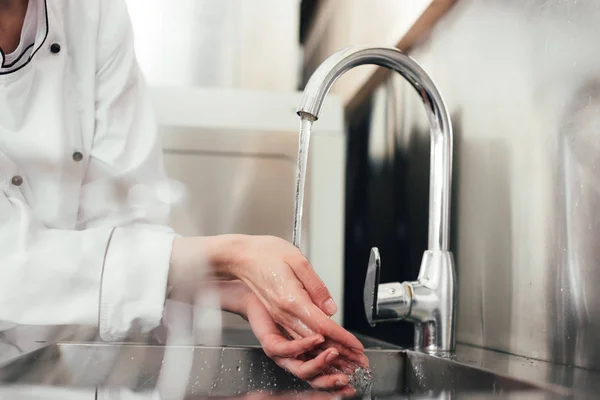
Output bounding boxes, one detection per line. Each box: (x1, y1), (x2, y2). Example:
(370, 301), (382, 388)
(292, 118), (313, 248)
(326, 362), (373, 395)
(348, 365), (373, 395)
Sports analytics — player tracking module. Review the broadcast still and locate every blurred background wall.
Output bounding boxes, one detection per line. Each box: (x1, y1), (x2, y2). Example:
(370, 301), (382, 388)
(126, 0), (301, 90)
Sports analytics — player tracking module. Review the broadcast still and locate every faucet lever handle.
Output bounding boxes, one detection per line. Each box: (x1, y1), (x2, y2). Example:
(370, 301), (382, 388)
(364, 247), (413, 327)
(363, 247), (381, 327)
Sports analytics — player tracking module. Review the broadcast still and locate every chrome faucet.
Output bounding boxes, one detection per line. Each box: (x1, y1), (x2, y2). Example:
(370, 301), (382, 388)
(297, 46), (456, 353)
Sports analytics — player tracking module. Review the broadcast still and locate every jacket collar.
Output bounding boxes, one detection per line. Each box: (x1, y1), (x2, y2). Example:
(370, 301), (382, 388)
(0, 0), (49, 76)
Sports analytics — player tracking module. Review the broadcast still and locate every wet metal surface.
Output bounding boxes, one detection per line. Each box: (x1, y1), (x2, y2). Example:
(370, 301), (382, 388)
(0, 340), (572, 399)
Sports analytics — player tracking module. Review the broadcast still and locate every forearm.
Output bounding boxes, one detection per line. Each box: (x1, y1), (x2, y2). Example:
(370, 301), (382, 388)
(169, 235), (245, 284)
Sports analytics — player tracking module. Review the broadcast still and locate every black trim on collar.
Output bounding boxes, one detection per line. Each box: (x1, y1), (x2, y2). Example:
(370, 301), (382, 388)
(2, 44), (35, 69)
(0, 0), (49, 76)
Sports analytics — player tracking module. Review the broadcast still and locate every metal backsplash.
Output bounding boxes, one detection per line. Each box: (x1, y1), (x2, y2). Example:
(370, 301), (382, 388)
(345, 0), (600, 370)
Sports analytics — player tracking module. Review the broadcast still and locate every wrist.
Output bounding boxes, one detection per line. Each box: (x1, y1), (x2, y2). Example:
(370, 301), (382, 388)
(170, 235), (245, 284)
(201, 234), (244, 279)
(218, 281), (252, 317)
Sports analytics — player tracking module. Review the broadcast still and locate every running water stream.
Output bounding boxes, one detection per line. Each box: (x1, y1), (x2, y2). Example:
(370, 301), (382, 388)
(292, 115), (373, 395)
(292, 117), (313, 248)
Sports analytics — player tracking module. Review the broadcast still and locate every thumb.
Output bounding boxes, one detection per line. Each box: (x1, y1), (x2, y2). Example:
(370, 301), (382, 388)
(288, 255), (337, 316)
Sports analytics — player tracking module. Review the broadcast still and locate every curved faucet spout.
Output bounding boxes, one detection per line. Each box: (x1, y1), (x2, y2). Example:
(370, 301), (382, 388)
(298, 46), (452, 251)
(299, 46), (456, 352)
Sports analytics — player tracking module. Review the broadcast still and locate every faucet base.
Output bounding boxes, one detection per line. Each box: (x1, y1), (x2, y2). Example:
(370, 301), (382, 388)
(409, 250), (457, 353)
(364, 249), (457, 353)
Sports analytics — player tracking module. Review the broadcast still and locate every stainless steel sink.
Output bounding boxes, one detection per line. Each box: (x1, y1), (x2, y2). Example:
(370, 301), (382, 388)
(0, 342), (567, 399)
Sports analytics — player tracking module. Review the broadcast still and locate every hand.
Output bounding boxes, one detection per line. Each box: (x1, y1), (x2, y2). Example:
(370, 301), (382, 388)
(170, 235), (367, 368)
(217, 392), (346, 400)
(243, 290), (356, 392)
(216, 280), (355, 391)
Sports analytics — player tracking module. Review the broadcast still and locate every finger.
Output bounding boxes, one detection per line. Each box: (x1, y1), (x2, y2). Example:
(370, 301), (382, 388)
(279, 327), (310, 362)
(309, 372), (350, 390)
(334, 385), (357, 398)
(319, 339), (369, 368)
(287, 322), (368, 369)
(295, 304), (364, 352)
(247, 299), (306, 345)
(247, 301), (325, 358)
(289, 317), (316, 338)
(263, 334), (324, 358)
(283, 325), (304, 340)
(305, 394), (343, 400)
(278, 296), (363, 353)
(329, 358), (361, 375)
(281, 295), (363, 353)
(308, 353), (356, 375)
(273, 393), (339, 400)
(290, 320), (367, 359)
(305, 350), (368, 379)
(277, 347), (340, 381)
(285, 254), (337, 316)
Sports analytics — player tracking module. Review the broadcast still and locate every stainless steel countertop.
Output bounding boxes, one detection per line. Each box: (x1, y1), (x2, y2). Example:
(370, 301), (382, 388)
(357, 332), (600, 398)
(0, 327), (598, 398)
(449, 344), (600, 398)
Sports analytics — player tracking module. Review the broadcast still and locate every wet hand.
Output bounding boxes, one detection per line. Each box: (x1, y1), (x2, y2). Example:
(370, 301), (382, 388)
(170, 235), (367, 367)
(243, 292), (354, 390)
(222, 235), (364, 355)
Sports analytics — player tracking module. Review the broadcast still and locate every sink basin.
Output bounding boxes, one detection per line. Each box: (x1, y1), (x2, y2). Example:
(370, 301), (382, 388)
(0, 343), (566, 399)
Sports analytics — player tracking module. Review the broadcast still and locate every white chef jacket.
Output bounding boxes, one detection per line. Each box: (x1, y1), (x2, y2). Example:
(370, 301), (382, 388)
(0, 0), (176, 344)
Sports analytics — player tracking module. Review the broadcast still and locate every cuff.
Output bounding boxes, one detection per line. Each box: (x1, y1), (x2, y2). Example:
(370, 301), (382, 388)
(99, 227), (175, 341)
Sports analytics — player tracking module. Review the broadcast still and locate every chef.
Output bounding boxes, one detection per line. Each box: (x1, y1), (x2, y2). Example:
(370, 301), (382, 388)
(0, 0), (366, 392)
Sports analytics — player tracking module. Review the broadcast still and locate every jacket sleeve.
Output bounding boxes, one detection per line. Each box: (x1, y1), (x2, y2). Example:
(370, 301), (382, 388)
(77, 0), (177, 340)
(0, 0), (175, 341)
